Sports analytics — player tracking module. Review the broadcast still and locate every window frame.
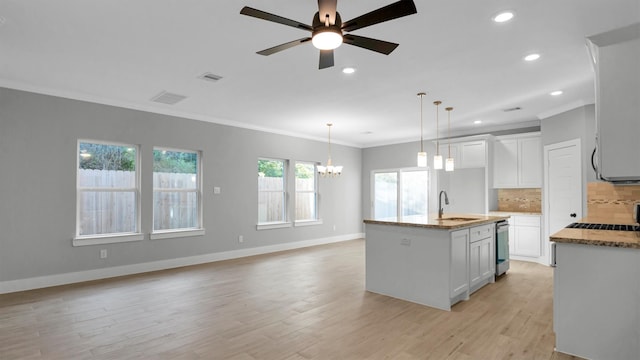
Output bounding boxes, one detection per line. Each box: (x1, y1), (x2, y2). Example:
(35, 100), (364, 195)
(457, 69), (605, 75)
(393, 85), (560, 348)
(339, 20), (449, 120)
(371, 167), (430, 221)
(294, 161), (322, 227)
(74, 139), (143, 246)
(150, 147), (204, 240)
(257, 157), (291, 230)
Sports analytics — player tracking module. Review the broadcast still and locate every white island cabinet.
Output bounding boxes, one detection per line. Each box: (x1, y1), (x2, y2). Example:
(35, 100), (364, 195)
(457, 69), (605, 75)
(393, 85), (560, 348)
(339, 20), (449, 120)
(551, 221), (640, 360)
(364, 217), (503, 311)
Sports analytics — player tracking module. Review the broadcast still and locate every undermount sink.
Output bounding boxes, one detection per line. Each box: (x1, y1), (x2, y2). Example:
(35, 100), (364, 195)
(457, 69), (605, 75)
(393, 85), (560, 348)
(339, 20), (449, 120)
(439, 217), (481, 221)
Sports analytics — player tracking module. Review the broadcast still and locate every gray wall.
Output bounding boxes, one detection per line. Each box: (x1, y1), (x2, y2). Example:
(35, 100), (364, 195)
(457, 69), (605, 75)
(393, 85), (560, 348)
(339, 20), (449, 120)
(540, 104), (597, 216)
(0, 87), (362, 282)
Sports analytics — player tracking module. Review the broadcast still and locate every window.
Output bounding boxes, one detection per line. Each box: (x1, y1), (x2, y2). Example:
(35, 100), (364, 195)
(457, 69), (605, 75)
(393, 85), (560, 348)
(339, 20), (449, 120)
(76, 141), (142, 245)
(295, 161), (319, 224)
(152, 148), (202, 237)
(373, 169), (429, 221)
(374, 172), (398, 220)
(258, 159), (288, 228)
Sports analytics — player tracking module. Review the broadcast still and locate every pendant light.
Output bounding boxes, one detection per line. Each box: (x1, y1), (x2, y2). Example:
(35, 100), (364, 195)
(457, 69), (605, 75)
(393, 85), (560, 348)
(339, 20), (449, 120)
(433, 100), (443, 170)
(416, 92), (427, 167)
(445, 107), (455, 172)
(317, 123), (343, 177)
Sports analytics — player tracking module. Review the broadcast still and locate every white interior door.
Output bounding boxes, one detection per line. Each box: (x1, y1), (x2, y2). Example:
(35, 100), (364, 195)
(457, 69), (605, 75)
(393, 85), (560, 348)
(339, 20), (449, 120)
(544, 139), (582, 264)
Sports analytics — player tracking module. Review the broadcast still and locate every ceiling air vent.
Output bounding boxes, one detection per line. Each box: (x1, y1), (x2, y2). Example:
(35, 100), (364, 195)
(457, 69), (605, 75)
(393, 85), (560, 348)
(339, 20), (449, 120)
(199, 72), (223, 82)
(150, 91), (187, 105)
(503, 107), (522, 112)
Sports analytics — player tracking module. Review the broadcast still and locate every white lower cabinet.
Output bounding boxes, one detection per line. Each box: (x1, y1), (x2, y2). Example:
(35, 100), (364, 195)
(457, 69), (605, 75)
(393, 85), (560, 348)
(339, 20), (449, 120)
(554, 243), (640, 360)
(468, 224), (495, 293)
(509, 215), (541, 257)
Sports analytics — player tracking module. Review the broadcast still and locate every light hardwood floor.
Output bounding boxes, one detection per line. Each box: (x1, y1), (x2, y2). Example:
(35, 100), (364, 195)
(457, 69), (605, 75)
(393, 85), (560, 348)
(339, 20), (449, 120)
(0, 239), (582, 359)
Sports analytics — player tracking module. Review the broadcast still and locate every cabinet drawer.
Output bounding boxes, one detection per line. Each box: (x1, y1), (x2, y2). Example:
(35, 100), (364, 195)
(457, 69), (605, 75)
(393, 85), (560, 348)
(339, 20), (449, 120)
(513, 215), (540, 227)
(470, 224), (493, 242)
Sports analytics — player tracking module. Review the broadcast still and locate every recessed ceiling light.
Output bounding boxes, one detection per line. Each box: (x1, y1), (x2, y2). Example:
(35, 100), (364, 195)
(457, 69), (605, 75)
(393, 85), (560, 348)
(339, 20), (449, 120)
(493, 11), (514, 23)
(342, 67), (356, 74)
(474, 120), (482, 124)
(524, 53), (540, 61)
(550, 90), (563, 96)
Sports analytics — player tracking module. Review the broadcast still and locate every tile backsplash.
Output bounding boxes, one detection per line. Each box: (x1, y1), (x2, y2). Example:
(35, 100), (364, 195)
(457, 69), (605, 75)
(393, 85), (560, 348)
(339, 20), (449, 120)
(587, 182), (640, 222)
(497, 188), (542, 212)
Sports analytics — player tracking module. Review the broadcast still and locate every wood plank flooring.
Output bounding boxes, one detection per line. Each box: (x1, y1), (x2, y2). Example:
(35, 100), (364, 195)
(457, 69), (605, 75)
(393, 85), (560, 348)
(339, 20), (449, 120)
(0, 239), (582, 359)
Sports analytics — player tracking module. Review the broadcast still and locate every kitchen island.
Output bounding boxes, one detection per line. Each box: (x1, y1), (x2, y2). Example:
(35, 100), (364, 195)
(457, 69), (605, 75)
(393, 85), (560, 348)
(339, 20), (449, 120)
(551, 217), (640, 360)
(363, 214), (508, 311)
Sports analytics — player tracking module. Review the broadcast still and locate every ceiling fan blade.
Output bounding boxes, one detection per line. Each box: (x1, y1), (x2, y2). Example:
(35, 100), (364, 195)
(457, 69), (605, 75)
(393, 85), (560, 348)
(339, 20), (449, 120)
(319, 50), (334, 69)
(341, 0), (417, 33)
(257, 38), (312, 56)
(343, 34), (399, 55)
(240, 6), (313, 32)
(318, 0), (338, 25)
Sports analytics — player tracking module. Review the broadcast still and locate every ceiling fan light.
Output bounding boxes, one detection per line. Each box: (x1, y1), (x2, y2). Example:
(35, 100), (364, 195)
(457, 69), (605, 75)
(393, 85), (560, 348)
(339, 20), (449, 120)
(312, 29), (343, 50)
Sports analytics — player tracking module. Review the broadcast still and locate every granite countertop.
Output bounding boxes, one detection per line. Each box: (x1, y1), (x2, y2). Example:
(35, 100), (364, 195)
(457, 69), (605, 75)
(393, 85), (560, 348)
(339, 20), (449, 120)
(550, 216), (640, 249)
(363, 213), (510, 230)
(489, 210), (542, 216)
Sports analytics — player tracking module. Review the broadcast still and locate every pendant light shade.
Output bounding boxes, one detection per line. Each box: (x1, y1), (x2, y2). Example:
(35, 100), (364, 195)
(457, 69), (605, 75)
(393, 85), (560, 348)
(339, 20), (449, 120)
(433, 100), (443, 170)
(445, 106), (454, 172)
(417, 92), (427, 167)
(318, 123), (342, 177)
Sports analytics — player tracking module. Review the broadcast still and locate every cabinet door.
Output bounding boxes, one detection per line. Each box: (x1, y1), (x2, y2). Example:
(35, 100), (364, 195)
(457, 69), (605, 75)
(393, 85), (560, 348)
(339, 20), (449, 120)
(450, 229), (469, 297)
(469, 240), (482, 289)
(460, 141), (486, 168)
(493, 139), (518, 188)
(515, 226), (541, 257)
(518, 137), (542, 187)
(508, 224), (515, 256)
(479, 238), (494, 279)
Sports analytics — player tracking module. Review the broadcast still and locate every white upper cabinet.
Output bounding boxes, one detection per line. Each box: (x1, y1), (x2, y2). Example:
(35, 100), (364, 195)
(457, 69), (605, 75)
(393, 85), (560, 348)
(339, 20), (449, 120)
(518, 137), (542, 187)
(438, 139), (487, 169)
(493, 133), (541, 188)
(460, 141), (487, 168)
(588, 24), (640, 183)
(493, 139), (518, 187)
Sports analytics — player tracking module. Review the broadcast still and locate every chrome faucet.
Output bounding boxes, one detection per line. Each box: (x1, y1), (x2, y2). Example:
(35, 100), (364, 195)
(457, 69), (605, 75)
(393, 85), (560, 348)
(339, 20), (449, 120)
(438, 190), (449, 219)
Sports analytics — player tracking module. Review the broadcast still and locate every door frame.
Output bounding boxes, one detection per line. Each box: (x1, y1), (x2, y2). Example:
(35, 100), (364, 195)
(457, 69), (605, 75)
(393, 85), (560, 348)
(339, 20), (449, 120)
(543, 138), (582, 265)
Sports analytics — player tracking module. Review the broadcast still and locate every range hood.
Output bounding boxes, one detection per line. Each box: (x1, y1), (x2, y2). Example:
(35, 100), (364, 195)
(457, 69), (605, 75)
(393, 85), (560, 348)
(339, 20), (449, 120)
(587, 23), (640, 184)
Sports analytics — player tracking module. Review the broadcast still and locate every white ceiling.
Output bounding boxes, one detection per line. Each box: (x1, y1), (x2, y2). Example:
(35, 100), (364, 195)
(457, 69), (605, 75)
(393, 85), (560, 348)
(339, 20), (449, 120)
(1, 0), (638, 147)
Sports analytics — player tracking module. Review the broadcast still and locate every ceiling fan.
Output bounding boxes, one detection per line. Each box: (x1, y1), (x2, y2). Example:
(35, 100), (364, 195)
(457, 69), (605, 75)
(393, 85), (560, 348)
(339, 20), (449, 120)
(240, 0), (417, 69)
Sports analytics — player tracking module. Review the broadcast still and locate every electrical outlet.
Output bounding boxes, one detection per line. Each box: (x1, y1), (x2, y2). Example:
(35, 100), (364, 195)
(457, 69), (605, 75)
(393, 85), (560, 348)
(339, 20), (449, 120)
(238, 235), (244, 243)
(100, 249), (107, 259)
(333, 225), (336, 231)
(213, 187), (221, 194)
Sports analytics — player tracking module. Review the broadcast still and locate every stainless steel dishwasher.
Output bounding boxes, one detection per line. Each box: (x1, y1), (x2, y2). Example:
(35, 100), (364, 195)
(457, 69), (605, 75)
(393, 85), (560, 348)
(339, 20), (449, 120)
(495, 220), (510, 276)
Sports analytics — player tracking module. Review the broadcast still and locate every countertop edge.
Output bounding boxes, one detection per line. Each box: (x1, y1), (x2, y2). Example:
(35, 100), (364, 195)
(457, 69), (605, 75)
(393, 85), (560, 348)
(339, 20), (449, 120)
(550, 235), (640, 249)
(363, 216), (509, 230)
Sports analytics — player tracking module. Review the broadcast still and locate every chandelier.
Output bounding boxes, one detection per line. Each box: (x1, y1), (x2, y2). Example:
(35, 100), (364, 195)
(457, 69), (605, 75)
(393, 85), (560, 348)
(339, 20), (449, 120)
(317, 123), (343, 177)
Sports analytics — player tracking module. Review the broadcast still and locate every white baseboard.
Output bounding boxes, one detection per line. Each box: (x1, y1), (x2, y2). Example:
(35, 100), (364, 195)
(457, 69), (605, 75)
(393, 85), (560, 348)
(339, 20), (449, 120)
(0, 233), (364, 294)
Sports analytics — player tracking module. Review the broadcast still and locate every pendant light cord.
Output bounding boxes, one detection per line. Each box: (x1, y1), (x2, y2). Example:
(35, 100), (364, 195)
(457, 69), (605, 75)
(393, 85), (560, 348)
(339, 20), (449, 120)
(446, 107), (453, 157)
(327, 123), (332, 165)
(434, 101), (441, 155)
(418, 92), (426, 152)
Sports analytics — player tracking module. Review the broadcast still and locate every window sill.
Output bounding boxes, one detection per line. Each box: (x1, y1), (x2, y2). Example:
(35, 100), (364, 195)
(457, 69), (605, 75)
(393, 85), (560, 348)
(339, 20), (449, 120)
(256, 222), (292, 231)
(73, 233), (145, 247)
(150, 228), (205, 240)
(294, 219), (323, 227)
